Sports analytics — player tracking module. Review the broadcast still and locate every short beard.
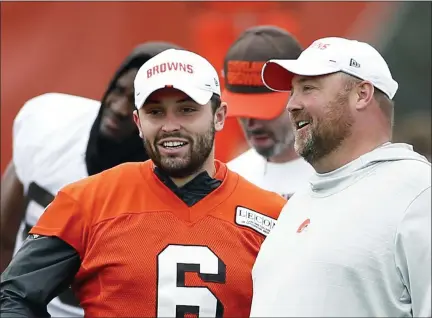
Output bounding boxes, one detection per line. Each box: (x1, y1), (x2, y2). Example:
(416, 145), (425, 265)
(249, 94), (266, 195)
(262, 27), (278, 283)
(296, 90), (354, 165)
(249, 129), (294, 160)
(256, 138), (294, 159)
(255, 145), (277, 159)
(143, 124), (215, 179)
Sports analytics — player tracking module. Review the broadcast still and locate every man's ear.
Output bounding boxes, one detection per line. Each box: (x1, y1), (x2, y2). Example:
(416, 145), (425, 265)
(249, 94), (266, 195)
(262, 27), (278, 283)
(133, 110), (143, 138)
(214, 102), (228, 132)
(355, 81), (374, 111)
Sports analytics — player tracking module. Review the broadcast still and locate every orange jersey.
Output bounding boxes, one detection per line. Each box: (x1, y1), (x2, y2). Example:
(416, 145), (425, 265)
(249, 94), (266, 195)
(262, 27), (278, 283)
(30, 160), (286, 317)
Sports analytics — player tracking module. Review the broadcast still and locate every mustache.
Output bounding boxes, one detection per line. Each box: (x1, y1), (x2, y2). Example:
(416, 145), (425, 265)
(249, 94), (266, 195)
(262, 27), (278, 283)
(290, 110), (312, 123)
(246, 129), (272, 137)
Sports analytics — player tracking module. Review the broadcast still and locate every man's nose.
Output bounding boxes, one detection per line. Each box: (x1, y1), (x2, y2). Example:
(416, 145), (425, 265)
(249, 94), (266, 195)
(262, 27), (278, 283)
(286, 93), (303, 113)
(161, 112), (181, 132)
(110, 97), (132, 117)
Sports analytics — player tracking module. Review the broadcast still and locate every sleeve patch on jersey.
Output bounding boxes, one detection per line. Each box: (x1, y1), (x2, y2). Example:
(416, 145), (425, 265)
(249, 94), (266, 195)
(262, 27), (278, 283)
(235, 206), (277, 236)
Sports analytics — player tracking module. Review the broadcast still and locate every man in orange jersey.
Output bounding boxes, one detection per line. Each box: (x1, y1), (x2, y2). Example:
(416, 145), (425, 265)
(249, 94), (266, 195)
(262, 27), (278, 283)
(1, 48), (286, 317)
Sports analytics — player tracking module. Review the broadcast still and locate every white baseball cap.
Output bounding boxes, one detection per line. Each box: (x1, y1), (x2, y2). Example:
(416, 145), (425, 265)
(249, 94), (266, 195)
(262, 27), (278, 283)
(261, 37), (398, 99)
(134, 49), (221, 109)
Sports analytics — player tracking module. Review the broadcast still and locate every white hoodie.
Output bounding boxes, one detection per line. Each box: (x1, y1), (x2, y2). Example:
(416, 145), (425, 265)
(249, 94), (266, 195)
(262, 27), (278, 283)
(251, 143), (431, 317)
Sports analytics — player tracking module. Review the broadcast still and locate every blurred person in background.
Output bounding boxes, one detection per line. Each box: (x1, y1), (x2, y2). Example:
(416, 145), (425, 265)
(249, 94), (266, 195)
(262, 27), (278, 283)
(0, 41), (181, 317)
(1, 48), (286, 317)
(251, 37), (431, 317)
(394, 111), (431, 161)
(224, 26), (314, 199)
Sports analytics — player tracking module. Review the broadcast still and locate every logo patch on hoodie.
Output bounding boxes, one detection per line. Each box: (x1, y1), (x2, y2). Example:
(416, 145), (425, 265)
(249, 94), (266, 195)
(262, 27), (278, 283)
(296, 218), (310, 233)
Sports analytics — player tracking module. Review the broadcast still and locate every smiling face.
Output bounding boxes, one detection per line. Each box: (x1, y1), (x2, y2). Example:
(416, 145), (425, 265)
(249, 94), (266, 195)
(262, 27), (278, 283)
(287, 72), (355, 164)
(99, 68), (139, 142)
(133, 88), (226, 178)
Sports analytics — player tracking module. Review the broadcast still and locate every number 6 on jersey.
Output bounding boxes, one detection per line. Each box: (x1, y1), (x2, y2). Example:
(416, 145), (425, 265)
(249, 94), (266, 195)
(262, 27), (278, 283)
(157, 245), (226, 317)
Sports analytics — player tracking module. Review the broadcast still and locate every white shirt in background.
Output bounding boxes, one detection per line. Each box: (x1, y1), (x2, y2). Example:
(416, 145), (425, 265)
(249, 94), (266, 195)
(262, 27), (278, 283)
(227, 148), (314, 199)
(12, 93), (99, 317)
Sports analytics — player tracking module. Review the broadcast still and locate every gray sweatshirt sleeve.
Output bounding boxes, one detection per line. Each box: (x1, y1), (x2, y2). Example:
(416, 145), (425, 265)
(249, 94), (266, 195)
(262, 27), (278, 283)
(0, 234), (81, 318)
(394, 186), (431, 318)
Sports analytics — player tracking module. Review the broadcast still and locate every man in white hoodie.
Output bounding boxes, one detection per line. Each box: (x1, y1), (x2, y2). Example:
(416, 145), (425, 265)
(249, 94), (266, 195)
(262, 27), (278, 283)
(250, 37), (431, 317)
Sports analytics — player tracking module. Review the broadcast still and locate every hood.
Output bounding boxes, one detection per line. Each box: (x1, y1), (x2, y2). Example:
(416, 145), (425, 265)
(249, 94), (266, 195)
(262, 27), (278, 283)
(85, 41), (182, 176)
(309, 142), (430, 194)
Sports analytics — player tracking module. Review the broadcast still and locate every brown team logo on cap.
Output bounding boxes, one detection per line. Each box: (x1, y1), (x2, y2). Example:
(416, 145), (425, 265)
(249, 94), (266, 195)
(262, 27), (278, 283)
(147, 62), (194, 79)
(226, 61), (266, 87)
